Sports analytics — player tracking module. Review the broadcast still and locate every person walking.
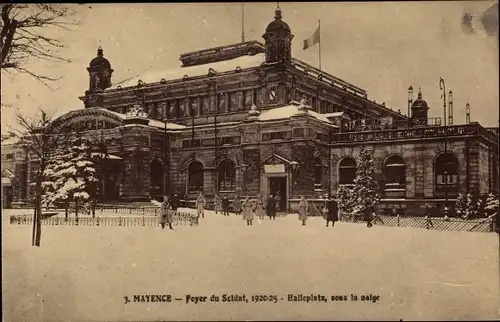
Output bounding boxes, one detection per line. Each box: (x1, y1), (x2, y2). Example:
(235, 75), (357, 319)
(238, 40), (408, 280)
(275, 191), (282, 213)
(196, 192), (206, 219)
(363, 205), (374, 228)
(170, 191), (180, 211)
(233, 195), (242, 216)
(214, 194), (222, 215)
(266, 194), (277, 220)
(326, 195), (339, 227)
(254, 194), (265, 221)
(159, 196), (173, 230)
(242, 197), (254, 226)
(298, 196), (308, 226)
(222, 195), (230, 216)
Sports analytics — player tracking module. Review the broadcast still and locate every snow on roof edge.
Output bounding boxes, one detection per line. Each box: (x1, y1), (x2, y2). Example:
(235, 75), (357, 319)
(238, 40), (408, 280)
(108, 53), (265, 90)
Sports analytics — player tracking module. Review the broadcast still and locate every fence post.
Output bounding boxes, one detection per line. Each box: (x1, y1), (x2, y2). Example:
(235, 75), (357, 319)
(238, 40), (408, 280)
(142, 214), (145, 226)
(119, 216), (122, 226)
(397, 214), (400, 227)
(129, 207), (132, 214)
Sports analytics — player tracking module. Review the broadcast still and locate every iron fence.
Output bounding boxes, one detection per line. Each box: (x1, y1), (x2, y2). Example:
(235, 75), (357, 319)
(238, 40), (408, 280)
(9, 210), (199, 227)
(337, 213), (497, 233)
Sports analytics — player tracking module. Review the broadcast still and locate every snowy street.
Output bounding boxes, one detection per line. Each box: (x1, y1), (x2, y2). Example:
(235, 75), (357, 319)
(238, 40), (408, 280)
(2, 209), (499, 321)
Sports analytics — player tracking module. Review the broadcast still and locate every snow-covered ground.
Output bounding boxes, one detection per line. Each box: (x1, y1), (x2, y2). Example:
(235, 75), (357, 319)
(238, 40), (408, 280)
(2, 208), (499, 321)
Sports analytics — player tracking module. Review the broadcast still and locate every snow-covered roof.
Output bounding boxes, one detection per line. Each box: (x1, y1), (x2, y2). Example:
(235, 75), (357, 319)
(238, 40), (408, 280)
(108, 54), (265, 90)
(1, 136), (20, 146)
(259, 104), (337, 125)
(323, 112), (345, 118)
(2, 169), (14, 178)
(148, 119), (187, 130)
(91, 153), (123, 160)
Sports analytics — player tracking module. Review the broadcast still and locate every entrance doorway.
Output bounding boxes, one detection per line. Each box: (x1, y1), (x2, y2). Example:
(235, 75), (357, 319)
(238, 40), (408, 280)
(101, 162), (120, 202)
(269, 177), (287, 212)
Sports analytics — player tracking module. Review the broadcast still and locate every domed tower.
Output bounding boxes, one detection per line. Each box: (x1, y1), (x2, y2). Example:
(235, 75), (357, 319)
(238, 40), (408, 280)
(87, 46), (113, 93)
(411, 88), (429, 125)
(262, 5), (294, 64)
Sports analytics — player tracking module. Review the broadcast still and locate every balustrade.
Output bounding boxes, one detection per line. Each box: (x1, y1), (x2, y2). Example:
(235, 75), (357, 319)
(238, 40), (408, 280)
(331, 123), (496, 144)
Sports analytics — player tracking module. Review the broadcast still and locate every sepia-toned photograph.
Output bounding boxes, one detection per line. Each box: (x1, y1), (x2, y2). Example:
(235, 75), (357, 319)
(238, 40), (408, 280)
(1, 2), (499, 321)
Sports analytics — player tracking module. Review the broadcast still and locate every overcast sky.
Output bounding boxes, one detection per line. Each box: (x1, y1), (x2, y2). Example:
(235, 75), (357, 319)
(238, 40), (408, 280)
(1, 2), (498, 132)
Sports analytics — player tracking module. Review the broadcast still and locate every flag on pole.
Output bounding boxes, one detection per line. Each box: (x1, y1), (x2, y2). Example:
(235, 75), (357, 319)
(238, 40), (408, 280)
(303, 26), (320, 50)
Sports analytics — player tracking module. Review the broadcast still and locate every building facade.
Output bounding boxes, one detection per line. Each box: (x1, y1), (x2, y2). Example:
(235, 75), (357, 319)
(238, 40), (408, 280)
(2, 7), (499, 214)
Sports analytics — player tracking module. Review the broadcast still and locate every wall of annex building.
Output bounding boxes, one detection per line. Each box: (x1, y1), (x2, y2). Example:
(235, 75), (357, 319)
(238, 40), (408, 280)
(328, 136), (496, 200)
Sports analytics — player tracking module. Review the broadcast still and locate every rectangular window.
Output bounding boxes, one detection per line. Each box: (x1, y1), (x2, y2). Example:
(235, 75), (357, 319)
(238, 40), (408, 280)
(218, 94), (226, 113)
(201, 138), (215, 146)
(255, 89), (263, 108)
(262, 133), (270, 141)
(228, 92), (238, 112)
(293, 128), (305, 137)
(190, 97), (199, 117)
(178, 100), (186, 118)
(182, 140), (190, 148)
(268, 87), (277, 103)
(202, 96), (210, 115)
(244, 90), (253, 110)
(238, 92), (245, 111)
(6, 154), (13, 160)
(220, 137), (230, 145)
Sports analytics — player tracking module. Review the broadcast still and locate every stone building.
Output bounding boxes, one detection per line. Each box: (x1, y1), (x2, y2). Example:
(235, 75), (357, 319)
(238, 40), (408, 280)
(3, 6), (498, 214)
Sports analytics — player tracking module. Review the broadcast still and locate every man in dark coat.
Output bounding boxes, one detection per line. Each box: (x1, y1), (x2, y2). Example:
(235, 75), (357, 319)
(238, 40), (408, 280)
(326, 196), (339, 227)
(363, 205), (374, 228)
(266, 194), (277, 220)
(221, 196), (230, 216)
(170, 191), (180, 211)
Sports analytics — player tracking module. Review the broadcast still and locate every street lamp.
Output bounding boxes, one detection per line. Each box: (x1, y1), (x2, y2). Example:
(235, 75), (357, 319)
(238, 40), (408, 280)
(290, 161), (300, 187)
(465, 102), (471, 124)
(163, 114), (168, 197)
(239, 163), (248, 196)
(439, 77), (449, 209)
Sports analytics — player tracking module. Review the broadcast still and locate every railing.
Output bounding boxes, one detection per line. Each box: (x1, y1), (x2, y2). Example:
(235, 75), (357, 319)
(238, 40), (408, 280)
(332, 123), (497, 144)
(338, 213), (497, 234)
(9, 210), (199, 227)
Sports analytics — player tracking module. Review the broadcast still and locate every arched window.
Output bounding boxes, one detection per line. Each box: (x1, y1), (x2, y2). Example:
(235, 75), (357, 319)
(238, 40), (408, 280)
(150, 158), (164, 197)
(187, 161), (204, 192)
(218, 159), (236, 191)
(338, 157), (356, 185)
(435, 153), (459, 196)
(314, 157), (323, 186)
(383, 155), (405, 197)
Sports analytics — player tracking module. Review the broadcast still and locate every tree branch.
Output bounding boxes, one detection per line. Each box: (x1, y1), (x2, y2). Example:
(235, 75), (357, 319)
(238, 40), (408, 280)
(1, 4), (77, 88)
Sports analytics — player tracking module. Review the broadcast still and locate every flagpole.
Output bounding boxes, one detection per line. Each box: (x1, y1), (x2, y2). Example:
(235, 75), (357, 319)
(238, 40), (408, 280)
(241, 3), (245, 43)
(318, 19), (322, 70)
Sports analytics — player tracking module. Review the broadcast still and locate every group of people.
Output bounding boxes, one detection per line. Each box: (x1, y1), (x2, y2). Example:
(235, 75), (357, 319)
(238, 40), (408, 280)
(157, 190), (377, 229)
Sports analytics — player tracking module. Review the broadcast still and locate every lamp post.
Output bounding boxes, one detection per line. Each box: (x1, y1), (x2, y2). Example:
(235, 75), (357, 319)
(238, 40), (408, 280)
(439, 77), (449, 209)
(163, 114), (168, 197)
(465, 102), (471, 124)
(407, 85), (413, 120)
(239, 163), (248, 197)
(290, 161), (299, 188)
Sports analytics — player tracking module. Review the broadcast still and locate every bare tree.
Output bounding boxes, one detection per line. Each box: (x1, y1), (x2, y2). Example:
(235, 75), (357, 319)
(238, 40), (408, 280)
(1, 4), (76, 87)
(7, 109), (74, 247)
